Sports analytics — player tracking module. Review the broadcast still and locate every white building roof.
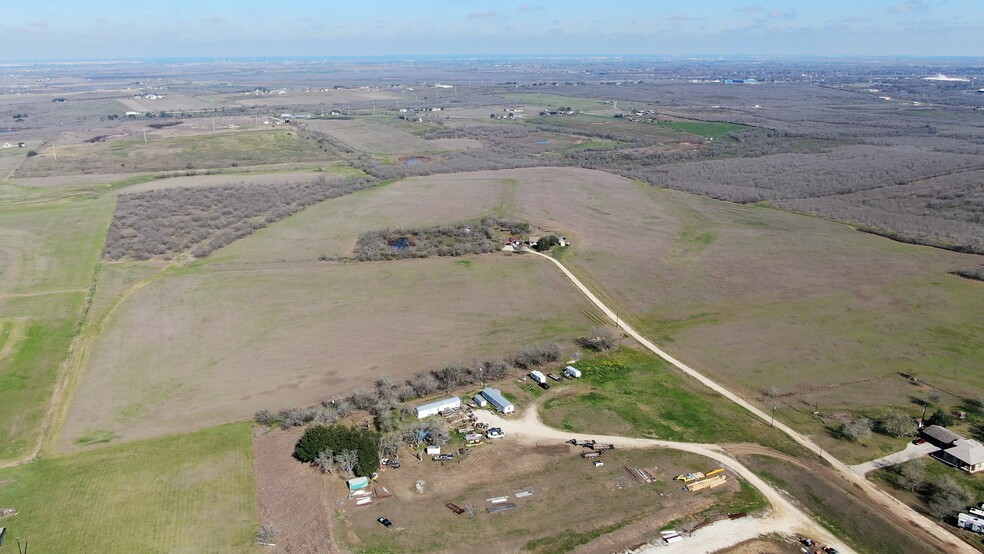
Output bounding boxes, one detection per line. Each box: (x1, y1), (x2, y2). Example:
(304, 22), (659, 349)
(945, 439), (984, 466)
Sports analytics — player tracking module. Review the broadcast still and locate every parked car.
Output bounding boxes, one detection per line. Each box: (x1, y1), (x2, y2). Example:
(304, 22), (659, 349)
(912, 438), (927, 445)
(389, 459), (401, 468)
(432, 453), (455, 461)
(538, 382), (551, 390)
(487, 428), (504, 439)
(377, 517), (393, 528)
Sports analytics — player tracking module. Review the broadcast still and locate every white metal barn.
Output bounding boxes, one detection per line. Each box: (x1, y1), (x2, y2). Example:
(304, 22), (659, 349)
(414, 396), (461, 419)
(481, 387), (514, 414)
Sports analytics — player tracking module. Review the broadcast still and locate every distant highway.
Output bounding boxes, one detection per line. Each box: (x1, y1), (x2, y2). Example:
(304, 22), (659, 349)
(524, 248), (973, 554)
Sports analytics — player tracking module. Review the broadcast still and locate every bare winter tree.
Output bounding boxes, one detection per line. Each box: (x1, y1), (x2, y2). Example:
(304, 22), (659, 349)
(379, 432), (402, 459)
(335, 449), (359, 477)
(314, 450), (334, 474)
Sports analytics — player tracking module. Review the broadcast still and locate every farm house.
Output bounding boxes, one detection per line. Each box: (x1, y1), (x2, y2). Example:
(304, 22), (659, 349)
(414, 396), (461, 419)
(937, 439), (984, 473)
(481, 387), (514, 414)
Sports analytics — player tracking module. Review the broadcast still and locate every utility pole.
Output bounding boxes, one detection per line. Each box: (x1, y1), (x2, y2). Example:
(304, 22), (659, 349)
(143, 129), (147, 144)
(51, 143), (57, 160)
(771, 405), (776, 427)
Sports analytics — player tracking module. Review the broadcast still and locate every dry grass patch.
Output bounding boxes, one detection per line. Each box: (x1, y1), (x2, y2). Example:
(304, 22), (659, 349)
(60, 255), (600, 451)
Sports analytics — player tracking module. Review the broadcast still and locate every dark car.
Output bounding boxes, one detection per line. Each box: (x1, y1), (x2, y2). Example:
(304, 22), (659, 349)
(912, 438), (927, 445)
(377, 517), (393, 528)
(538, 382), (550, 390)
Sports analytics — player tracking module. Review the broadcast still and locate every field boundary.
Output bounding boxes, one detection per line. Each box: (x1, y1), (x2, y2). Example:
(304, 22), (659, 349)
(523, 247), (975, 554)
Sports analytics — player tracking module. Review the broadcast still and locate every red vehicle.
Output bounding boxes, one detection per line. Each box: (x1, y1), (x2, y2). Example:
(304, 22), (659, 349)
(912, 437), (927, 445)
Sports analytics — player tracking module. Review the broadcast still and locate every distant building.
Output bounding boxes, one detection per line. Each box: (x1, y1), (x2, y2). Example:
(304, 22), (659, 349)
(414, 396), (461, 419)
(937, 439), (984, 473)
(481, 387), (514, 414)
(472, 394), (489, 408)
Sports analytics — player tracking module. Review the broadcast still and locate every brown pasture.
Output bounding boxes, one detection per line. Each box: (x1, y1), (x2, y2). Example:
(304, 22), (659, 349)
(60, 255), (600, 451)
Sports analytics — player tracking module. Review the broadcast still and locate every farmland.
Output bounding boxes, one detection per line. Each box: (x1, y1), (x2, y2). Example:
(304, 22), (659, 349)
(304, 118), (451, 155)
(14, 128), (336, 177)
(2, 56), (984, 554)
(0, 423), (257, 553)
(60, 254), (601, 450)
(404, 167), (983, 462)
(0, 198), (114, 461)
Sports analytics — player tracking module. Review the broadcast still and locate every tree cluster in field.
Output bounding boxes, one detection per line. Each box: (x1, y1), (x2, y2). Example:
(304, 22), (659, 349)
(887, 459), (975, 518)
(951, 267), (984, 282)
(255, 342), (563, 431)
(576, 326), (618, 351)
(258, 340), (567, 476)
(349, 217), (529, 262)
(293, 424), (380, 478)
(532, 235), (561, 252)
(832, 410), (918, 442)
(104, 176), (375, 260)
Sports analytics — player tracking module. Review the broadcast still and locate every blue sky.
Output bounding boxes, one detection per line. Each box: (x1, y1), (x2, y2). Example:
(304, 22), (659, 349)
(2, 1), (982, 60)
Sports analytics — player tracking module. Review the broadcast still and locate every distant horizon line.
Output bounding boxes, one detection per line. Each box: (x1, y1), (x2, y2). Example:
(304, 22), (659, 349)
(2, 54), (984, 65)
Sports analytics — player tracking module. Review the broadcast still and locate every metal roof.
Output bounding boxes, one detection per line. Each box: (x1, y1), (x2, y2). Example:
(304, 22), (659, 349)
(945, 439), (984, 466)
(922, 425), (963, 445)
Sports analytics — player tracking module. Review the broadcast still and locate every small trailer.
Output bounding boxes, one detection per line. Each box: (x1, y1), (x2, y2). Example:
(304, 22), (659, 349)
(564, 366), (582, 378)
(529, 370), (547, 385)
(581, 451), (602, 458)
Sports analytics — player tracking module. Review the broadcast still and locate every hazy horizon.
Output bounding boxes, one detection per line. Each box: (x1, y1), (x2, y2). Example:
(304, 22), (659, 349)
(3, 0), (983, 61)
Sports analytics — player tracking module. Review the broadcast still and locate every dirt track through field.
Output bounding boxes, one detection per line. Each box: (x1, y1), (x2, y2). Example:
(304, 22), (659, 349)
(475, 406), (854, 554)
(524, 248), (973, 554)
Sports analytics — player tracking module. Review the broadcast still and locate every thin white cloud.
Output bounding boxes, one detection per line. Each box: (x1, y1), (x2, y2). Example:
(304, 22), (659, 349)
(468, 10), (497, 19)
(890, 1), (928, 14)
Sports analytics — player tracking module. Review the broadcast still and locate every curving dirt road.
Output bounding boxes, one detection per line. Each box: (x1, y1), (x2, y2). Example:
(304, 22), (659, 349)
(524, 249), (972, 554)
(475, 405), (854, 554)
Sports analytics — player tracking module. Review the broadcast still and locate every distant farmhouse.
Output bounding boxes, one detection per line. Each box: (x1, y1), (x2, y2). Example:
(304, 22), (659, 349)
(921, 425), (984, 473)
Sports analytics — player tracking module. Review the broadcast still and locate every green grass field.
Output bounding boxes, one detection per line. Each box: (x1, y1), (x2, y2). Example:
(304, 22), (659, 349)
(15, 128), (336, 177)
(654, 120), (748, 140)
(500, 92), (609, 112)
(0, 423), (257, 553)
(540, 348), (796, 450)
(0, 198), (114, 461)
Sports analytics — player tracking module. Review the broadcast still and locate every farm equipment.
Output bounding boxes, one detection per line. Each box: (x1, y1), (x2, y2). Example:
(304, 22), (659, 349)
(686, 474), (727, 491)
(673, 472), (705, 483)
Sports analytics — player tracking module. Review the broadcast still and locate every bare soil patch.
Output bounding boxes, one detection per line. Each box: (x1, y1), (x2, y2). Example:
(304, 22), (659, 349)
(253, 427), (338, 554)
(339, 438), (739, 554)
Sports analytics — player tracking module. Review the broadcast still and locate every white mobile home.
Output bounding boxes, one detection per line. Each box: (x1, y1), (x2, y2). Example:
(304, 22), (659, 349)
(414, 396), (461, 419)
(481, 387), (514, 414)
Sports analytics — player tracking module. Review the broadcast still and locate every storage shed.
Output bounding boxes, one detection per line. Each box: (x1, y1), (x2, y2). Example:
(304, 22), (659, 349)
(481, 387), (514, 414)
(472, 394), (489, 408)
(415, 396), (461, 419)
(347, 476), (370, 490)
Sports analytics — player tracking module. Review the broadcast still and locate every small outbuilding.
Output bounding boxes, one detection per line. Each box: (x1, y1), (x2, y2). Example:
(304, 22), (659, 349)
(347, 476), (370, 490)
(425, 445), (441, 455)
(481, 387), (514, 414)
(472, 394), (489, 408)
(415, 396), (461, 419)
